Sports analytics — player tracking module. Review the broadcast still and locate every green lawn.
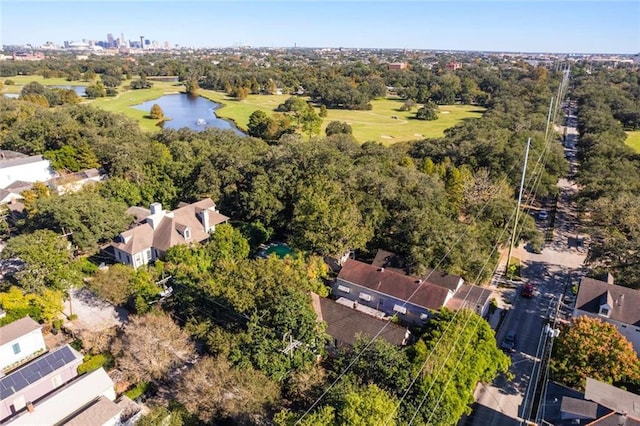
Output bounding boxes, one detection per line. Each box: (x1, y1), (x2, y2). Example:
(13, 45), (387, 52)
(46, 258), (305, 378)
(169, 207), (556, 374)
(2, 75), (485, 142)
(2, 75), (89, 94)
(201, 91), (485, 144)
(625, 131), (640, 153)
(89, 81), (184, 132)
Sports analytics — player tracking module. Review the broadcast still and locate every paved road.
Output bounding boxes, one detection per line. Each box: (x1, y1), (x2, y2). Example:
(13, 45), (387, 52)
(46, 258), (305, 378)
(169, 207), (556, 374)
(462, 108), (587, 426)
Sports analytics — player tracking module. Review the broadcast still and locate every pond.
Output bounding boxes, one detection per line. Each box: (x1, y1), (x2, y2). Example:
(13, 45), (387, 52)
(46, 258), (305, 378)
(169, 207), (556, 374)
(132, 94), (244, 134)
(48, 85), (87, 96)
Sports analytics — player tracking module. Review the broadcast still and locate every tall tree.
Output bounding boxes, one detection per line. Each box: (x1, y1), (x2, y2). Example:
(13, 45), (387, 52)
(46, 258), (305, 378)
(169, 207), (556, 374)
(177, 355), (280, 424)
(112, 311), (195, 383)
(1, 229), (79, 293)
(291, 179), (372, 257)
(29, 191), (133, 251)
(149, 103), (165, 120)
(550, 316), (640, 390)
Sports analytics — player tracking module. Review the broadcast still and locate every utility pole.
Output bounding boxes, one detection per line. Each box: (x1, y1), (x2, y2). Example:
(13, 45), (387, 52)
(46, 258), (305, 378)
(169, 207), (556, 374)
(506, 138), (531, 279)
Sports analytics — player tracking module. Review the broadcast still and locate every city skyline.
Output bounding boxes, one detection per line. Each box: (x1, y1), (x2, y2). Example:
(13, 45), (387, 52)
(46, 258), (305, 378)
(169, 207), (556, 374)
(2, 1), (639, 54)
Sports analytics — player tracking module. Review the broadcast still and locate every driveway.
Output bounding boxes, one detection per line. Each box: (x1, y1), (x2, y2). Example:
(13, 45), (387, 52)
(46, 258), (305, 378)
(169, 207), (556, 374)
(62, 287), (128, 334)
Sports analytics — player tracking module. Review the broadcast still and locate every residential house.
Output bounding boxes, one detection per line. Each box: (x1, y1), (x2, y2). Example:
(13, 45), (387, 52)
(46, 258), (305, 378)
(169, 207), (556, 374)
(573, 276), (640, 353)
(310, 293), (411, 347)
(333, 259), (455, 325)
(0, 317), (46, 372)
(333, 252), (493, 325)
(541, 378), (640, 425)
(0, 151), (54, 190)
(111, 199), (229, 269)
(6, 368), (117, 425)
(0, 345), (83, 421)
(388, 62), (408, 70)
(0, 181), (32, 206)
(446, 62), (462, 71)
(47, 168), (104, 195)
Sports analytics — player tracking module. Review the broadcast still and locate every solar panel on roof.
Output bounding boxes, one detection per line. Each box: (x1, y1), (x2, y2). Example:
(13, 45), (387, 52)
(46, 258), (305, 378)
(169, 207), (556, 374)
(0, 346), (79, 401)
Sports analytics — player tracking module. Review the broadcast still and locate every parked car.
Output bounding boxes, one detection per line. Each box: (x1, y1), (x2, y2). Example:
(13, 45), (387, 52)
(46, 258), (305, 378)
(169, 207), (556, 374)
(501, 331), (517, 352)
(521, 283), (535, 298)
(538, 210), (548, 220)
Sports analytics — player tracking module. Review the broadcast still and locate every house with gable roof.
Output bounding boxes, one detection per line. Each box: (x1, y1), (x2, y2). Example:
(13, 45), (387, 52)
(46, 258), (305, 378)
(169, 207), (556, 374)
(573, 276), (640, 353)
(310, 293), (411, 348)
(332, 251), (493, 326)
(111, 199), (229, 269)
(0, 317), (46, 372)
(0, 344), (83, 421)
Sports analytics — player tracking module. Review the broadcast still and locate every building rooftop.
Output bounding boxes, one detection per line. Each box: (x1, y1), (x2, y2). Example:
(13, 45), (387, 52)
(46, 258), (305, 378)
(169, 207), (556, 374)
(0, 345), (82, 400)
(575, 277), (640, 326)
(0, 316), (41, 346)
(63, 396), (122, 426)
(311, 293), (409, 346)
(6, 368), (115, 425)
(337, 259), (452, 311)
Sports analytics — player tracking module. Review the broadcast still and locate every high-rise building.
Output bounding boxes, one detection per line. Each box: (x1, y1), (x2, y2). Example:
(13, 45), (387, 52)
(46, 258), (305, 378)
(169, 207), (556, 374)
(120, 32), (125, 47)
(107, 33), (114, 48)
(140, 36), (145, 50)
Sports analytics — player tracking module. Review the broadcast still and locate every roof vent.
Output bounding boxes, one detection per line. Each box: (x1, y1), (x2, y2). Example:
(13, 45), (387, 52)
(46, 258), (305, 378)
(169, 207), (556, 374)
(415, 279), (423, 284)
(378, 267), (384, 272)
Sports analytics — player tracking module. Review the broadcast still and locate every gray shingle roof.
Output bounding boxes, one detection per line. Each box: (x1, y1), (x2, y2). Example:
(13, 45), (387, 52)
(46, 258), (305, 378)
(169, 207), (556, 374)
(0, 316), (41, 346)
(311, 293), (409, 346)
(575, 277), (640, 326)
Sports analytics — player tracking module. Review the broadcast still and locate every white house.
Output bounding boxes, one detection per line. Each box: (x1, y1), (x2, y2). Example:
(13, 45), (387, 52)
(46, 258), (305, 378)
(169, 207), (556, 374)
(0, 345), (83, 421)
(0, 317), (46, 372)
(574, 276), (640, 353)
(111, 198), (229, 269)
(0, 151), (54, 190)
(47, 168), (104, 195)
(6, 368), (117, 426)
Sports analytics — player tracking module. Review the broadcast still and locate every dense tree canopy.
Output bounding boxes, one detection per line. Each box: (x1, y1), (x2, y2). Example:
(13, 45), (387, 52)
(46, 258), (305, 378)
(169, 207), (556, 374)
(550, 316), (640, 391)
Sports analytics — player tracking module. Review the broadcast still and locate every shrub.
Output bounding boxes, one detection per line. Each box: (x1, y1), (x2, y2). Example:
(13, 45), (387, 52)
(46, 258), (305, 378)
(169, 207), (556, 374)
(124, 381), (154, 400)
(77, 352), (114, 374)
(68, 314), (78, 321)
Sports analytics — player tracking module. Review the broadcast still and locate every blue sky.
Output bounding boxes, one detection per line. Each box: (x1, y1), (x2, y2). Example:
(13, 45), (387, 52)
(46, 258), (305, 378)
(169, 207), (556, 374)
(2, 1), (639, 53)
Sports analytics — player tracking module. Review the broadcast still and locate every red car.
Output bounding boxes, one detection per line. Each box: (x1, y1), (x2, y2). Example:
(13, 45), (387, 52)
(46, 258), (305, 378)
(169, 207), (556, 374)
(521, 283), (535, 298)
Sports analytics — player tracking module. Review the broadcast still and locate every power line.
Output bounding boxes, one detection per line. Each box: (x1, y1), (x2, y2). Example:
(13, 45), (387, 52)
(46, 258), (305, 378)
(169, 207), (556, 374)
(295, 157), (523, 423)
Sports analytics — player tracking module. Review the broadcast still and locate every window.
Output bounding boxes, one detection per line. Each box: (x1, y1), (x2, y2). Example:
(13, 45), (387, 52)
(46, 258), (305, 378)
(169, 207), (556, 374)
(337, 285), (350, 294)
(12, 342), (21, 355)
(359, 293), (372, 302)
(184, 228), (191, 240)
(145, 249), (152, 262)
(393, 304), (407, 314)
(599, 307), (610, 317)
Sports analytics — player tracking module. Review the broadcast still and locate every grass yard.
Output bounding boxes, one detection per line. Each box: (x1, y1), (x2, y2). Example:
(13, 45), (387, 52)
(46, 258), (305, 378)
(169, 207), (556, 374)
(3, 75), (485, 142)
(625, 131), (640, 153)
(89, 81), (184, 132)
(1, 75), (89, 93)
(202, 92), (485, 144)
(322, 99), (484, 144)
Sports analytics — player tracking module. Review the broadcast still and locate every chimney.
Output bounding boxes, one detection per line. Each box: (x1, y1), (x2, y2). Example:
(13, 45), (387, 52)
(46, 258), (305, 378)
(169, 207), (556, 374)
(149, 202), (162, 215)
(147, 202), (165, 229)
(26, 402), (34, 413)
(198, 208), (210, 232)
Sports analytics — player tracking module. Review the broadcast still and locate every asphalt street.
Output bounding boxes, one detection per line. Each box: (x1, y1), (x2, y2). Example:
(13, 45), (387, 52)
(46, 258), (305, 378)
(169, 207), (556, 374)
(462, 105), (587, 426)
